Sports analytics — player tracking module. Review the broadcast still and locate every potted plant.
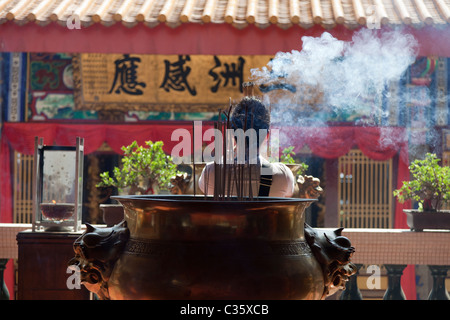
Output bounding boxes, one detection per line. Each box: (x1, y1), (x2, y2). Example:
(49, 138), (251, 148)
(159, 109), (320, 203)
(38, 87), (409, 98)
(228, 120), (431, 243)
(280, 146), (309, 176)
(393, 153), (450, 231)
(96, 140), (180, 225)
(278, 146), (323, 200)
(97, 140), (179, 194)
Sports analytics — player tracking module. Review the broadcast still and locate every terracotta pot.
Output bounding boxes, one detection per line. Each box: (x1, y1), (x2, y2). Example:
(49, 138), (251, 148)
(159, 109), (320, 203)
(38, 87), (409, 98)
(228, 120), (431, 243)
(71, 195), (356, 300)
(404, 209), (450, 231)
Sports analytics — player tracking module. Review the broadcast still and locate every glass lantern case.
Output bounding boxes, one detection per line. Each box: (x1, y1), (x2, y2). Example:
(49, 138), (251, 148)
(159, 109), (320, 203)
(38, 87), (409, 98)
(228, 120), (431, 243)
(32, 136), (84, 232)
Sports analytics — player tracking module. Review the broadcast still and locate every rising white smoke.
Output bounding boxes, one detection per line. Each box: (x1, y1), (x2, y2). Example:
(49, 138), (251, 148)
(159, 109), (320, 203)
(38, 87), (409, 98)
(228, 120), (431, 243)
(249, 28), (419, 151)
(250, 28), (419, 126)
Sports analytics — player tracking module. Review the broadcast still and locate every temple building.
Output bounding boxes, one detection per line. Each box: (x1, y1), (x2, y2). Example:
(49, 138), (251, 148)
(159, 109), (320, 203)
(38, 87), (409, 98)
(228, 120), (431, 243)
(1, 0), (450, 300)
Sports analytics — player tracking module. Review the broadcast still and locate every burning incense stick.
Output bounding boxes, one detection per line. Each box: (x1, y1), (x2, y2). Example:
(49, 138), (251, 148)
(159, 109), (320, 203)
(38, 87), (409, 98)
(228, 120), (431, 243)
(208, 97), (258, 201)
(192, 121), (196, 197)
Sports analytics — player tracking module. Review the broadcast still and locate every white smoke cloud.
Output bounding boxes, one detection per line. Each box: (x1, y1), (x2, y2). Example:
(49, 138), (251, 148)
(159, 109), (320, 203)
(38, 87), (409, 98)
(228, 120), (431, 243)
(249, 28), (421, 153)
(250, 28), (419, 128)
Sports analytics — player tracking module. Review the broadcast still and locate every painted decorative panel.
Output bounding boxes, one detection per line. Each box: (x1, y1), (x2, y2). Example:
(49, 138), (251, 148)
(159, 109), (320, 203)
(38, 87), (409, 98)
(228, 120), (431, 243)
(0, 52), (27, 122)
(28, 53), (97, 121)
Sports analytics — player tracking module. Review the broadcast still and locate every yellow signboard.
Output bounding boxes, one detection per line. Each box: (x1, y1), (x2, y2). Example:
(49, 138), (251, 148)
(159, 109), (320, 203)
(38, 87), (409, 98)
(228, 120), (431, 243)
(73, 54), (273, 112)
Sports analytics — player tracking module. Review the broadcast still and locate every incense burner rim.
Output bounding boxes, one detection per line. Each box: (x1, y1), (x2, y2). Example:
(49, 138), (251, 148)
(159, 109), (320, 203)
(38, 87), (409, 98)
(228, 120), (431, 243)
(111, 194), (317, 205)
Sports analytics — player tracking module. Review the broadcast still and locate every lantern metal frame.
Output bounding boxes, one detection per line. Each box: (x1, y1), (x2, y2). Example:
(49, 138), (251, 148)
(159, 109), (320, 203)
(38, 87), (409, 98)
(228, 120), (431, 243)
(32, 136), (84, 232)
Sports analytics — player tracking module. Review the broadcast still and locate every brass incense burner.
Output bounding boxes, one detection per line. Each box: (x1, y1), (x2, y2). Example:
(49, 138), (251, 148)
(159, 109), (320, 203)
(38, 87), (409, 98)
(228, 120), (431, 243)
(70, 92), (355, 299)
(70, 195), (355, 300)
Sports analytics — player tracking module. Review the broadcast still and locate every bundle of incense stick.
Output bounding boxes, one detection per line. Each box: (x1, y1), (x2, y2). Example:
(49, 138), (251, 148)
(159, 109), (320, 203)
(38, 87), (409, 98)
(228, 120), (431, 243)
(208, 99), (257, 201)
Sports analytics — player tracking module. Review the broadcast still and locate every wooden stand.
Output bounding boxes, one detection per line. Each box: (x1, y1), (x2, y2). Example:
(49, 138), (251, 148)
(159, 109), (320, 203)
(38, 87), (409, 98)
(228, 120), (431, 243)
(17, 230), (90, 300)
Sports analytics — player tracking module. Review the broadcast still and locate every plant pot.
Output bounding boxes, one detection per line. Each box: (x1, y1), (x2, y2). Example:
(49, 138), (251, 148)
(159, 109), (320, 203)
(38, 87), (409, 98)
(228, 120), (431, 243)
(404, 209), (450, 231)
(100, 204), (124, 226)
(285, 163), (305, 177)
(175, 162), (206, 195)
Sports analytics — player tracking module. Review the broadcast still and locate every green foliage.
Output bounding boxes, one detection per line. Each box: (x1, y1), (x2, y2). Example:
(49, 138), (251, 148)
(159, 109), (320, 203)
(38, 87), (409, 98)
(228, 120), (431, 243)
(296, 162), (309, 176)
(393, 153), (450, 212)
(96, 140), (179, 195)
(280, 146), (296, 164)
(279, 146), (309, 175)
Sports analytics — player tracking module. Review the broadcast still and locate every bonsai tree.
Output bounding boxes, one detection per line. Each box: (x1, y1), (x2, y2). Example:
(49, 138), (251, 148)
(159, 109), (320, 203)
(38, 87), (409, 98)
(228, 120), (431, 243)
(393, 153), (450, 212)
(96, 140), (179, 195)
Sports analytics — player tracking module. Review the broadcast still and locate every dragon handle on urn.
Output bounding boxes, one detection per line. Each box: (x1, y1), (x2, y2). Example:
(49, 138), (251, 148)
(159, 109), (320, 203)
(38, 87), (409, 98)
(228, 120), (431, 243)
(298, 174), (356, 297)
(297, 174), (324, 203)
(304, 224), (356, 297)
(69, 221), (129, 300)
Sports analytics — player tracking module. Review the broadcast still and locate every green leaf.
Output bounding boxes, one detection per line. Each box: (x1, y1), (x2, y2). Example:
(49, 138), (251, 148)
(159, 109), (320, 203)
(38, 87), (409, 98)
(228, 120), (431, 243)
(96, 140), (180, 194)
(393, 153), (450, 211)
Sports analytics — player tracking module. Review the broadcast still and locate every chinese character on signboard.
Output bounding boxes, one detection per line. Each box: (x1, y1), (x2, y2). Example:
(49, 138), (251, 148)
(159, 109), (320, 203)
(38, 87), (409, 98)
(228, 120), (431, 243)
(109, 54), (146, 95)
(209, 56), (245, 93)
(160, 55), (197, 96)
